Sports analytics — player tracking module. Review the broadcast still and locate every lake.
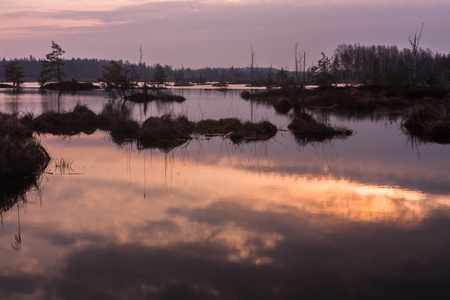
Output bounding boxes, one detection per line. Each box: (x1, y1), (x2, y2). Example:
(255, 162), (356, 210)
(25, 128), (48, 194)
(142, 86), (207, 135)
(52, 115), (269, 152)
(1, 86), (450, 299)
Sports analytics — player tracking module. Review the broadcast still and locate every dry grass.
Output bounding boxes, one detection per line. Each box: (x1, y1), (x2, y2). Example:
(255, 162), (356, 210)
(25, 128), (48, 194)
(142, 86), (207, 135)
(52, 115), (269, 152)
(402, 105), (450, 144)
(136, 114), (194, 151)
(195, 118), (243, 135)
(288, 111), (352, 144)
(32, 103), (98, 136)
(0, 116), (50, 212)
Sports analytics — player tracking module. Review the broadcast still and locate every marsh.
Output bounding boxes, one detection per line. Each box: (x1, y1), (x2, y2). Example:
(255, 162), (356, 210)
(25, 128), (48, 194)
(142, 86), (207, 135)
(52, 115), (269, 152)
(1, 85), (450, 299)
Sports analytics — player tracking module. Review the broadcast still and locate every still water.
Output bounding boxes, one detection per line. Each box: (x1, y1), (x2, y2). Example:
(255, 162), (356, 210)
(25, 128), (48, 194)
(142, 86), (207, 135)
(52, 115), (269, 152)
(1, 87), (450, 299)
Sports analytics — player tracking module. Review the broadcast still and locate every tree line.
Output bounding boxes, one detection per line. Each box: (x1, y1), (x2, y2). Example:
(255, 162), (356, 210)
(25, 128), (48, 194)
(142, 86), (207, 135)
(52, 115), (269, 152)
(1, 42), (449, 87)
(330, 43), (450, 84)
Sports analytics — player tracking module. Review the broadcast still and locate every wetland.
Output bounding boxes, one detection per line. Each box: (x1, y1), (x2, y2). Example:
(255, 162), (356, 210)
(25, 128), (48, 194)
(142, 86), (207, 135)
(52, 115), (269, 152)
(1, 84), (450, 299)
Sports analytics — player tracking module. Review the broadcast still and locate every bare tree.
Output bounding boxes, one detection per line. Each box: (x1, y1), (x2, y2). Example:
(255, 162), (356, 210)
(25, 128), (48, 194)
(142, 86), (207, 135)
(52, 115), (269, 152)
(409, 23), (424, 85)
(294, 42), (304, 85)
(250, 44), (256, 86)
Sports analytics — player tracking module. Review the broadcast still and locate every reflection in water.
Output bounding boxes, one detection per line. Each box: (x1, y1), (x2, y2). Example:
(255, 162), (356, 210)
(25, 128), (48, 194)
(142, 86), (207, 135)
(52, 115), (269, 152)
(1, 89), (450, 299)
(10, 206), (21, 252)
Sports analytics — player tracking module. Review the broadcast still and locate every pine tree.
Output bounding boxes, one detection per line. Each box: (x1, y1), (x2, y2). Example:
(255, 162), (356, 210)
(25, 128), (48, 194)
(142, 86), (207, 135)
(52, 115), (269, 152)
(39, 41), (66, 86)
(3, 59), (24, 88)
(151, 64), (167, 87)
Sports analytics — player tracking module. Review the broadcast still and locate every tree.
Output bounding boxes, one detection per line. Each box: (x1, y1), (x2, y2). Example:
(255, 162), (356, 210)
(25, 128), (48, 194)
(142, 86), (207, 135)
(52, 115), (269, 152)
(276, 68), (288, 86)
(408, 23), (424, 85)
(39, 40), (66, 85)
(98, 60), (134, 99)
(3, 59), (24, 88)
(294, 42), (304, 85)
(250, 44), (256, 86)
(151, 64), (166, 87)
(311, 52), (335, 88)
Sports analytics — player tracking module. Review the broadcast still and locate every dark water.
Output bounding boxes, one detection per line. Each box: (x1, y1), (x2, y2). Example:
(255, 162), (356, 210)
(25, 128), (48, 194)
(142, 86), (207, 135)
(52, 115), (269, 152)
(1, 87), (450, 299)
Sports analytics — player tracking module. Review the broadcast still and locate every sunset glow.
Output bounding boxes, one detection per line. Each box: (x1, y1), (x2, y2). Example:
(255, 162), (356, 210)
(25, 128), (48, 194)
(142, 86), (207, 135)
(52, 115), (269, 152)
(1, 0), (449, 67)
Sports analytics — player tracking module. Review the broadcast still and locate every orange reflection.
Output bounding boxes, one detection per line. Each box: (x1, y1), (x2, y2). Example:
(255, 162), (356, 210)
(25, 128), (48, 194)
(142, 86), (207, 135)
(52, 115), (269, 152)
(1, 133), (449, 277)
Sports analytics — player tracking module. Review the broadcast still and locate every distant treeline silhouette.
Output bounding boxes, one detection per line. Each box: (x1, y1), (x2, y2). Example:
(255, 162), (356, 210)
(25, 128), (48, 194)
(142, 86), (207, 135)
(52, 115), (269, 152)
(330, 44), (450, 84)
(1, 43), (449, 85)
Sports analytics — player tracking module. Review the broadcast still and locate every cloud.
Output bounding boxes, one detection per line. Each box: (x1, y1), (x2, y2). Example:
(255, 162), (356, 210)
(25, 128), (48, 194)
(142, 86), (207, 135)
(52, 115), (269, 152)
(1, 0), (449, 69)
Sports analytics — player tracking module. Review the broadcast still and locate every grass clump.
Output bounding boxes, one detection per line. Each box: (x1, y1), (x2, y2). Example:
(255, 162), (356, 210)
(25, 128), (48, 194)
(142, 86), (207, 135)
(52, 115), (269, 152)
(288, 111), (352, 143)
(195, 118), (277, 143)
(0, 136), (50, 181)
(0, 113), (50, 212)
(32, 103), (98, 136)
(195, 118), (243, 136)
(137, 114), (194, 151)
(229, 120), (277, 143)
(402, 106), (450, 144)
(273, 98), (292, 114)
(0, 113), (33, 139)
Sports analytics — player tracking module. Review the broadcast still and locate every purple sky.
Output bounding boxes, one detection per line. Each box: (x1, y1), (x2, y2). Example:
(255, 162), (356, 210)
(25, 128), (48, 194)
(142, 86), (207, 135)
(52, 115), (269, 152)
(1, 0), (449, 69)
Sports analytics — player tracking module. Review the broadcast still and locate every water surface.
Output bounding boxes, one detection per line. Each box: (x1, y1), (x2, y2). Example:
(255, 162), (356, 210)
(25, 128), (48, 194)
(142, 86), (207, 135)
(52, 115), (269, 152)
(1, 87), (450, 299)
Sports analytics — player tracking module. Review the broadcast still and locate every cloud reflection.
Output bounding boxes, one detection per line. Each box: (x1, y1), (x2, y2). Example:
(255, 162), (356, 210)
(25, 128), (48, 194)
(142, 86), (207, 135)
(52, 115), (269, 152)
(1, 131), (450, 299)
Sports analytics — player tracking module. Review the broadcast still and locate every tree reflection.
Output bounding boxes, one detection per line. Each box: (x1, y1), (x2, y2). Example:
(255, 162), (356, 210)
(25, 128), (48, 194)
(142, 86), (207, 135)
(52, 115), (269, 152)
(11, 205), (22, 251)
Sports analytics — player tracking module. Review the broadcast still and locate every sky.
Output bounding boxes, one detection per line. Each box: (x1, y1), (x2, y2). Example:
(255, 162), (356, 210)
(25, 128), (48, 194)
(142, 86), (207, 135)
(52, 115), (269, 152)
(1, 0), (449, 69)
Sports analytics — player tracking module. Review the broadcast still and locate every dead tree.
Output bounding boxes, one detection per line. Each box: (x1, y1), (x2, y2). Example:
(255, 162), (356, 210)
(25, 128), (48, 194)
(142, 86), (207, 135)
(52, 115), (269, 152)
(250, 44), (256, 86)
(409, 23), (424, 85)
(294, 43), (304, 85)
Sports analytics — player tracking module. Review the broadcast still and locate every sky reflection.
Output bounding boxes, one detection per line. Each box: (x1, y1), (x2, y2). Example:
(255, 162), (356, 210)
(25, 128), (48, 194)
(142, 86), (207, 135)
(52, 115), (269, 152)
(1, 129), (450, 298)
(1, 86), (450, 299)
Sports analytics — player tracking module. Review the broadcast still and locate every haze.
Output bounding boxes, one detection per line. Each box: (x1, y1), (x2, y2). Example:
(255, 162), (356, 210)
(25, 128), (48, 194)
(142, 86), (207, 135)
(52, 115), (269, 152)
(1, 0), (449, 68)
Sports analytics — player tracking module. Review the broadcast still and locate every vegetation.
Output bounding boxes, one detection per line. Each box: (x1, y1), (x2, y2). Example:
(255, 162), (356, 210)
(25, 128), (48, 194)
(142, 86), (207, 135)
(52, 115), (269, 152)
(311, 53), (334, 88)
(1, 41), (449, 88)
(137, 114), (194, 151)
(98, 60), (135, 99)
(241, 81), (447, 117)
(31, 103), (98, 135)
(41, 79), (100, 91)
(288, 110), (352, 144)
(401, 105), (450, 144)
(195, 118), (277, 143)
(39, 41), (66, 86)
(3, 59), (24, 88)
(151, 64), (167, 87)
(0, 113), (50, 213)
